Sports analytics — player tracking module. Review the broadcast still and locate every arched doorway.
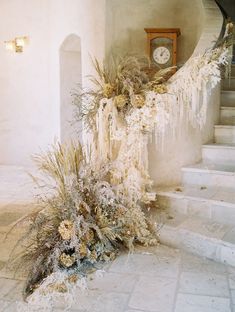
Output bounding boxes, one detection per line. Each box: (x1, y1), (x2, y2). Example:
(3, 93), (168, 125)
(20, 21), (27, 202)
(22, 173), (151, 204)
(60, 34), (82, 143)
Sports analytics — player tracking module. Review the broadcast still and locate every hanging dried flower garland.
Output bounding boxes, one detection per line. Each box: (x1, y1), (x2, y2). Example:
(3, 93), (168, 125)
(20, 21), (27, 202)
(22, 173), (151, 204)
(11, 37), (231, 309)
(75, 45), (229, 208)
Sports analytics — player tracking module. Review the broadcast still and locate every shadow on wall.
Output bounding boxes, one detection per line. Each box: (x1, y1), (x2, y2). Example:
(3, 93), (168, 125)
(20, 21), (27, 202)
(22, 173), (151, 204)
(60, 34), (82, 144)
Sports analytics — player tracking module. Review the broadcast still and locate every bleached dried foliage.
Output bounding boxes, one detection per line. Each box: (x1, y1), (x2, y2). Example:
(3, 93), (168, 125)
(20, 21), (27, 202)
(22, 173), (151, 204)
(10, 142), (157, 298)
(12, 24), (233, 303)
(72, 54), (173, 129)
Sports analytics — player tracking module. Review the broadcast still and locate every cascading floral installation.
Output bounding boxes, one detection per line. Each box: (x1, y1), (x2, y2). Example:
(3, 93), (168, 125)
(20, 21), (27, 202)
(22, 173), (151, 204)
(9, 34), (231, 310)
(74, 45), (229, 207)
(13, 143), (157, 298)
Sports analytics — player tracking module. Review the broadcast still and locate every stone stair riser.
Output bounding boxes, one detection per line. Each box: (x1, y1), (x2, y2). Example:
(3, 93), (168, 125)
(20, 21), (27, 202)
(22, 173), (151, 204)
(202, 146), (235, 163)
(156, 76), (235, 267)
(158, 225), (235, 267)
(214, 127), (235, 143)
(230, 66), (235, 77)
(182, 170), (235, 190)
(157, 194), (235, 225)
(219, 118), (235, 125)
(222, 79), (235, 91)
(221, 91), (235, 107)
(220, 108), (235, 125)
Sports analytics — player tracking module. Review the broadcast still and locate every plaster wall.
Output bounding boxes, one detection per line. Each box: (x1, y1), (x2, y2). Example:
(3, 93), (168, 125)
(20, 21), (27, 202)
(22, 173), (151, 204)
(60, 49), (82, 143)
(0, 0), (51, 166)
(106, 0), (223, 186)
(105, 0), (204, 65)
(0, 0), (222, 188)
(148, 0), (223, 186)
(0, 0), (106, 166)
(148, 85), (221, 186)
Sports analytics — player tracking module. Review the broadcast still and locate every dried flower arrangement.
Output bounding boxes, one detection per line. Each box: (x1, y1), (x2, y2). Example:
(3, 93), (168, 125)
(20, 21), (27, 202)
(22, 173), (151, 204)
(10, 142), (157, 299)
(72, 55), (174, 128)
(11, 30), (232, 306)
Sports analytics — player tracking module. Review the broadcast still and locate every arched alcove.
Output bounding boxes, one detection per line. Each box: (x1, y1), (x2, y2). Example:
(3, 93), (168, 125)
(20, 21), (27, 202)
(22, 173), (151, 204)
(60, 34), (82, 144)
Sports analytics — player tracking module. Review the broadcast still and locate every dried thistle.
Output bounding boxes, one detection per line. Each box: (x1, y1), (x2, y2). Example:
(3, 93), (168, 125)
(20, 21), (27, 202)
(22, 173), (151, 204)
(59, 253), (76, 268)
(114, 94), (129, 109)
(79, 243), (88, 258)
(153, 84), (168, 94)
(131, 94), (145, 108)
(102, 83), (115, 98)
(58, 220), (74, 240)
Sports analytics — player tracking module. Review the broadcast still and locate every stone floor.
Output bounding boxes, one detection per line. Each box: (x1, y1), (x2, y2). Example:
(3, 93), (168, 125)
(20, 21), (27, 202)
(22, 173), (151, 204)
(0, 246), (235, 312)
(0, 166), (235, 312)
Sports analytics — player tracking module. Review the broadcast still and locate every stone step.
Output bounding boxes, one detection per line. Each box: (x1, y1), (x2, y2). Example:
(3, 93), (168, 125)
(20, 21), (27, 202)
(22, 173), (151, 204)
(157, 212), (235, 267)
(156, 185), (235, 225)
(182, 162), (235, 190)
(214, 125), (235, 143)
(222, 78), (235, 91)
(231, 65), (235, 77)
(202, 143), (235, 164)
(226, 65), (235, 77)
(221, 90), (235, 107)
(220, 106), (235, 125)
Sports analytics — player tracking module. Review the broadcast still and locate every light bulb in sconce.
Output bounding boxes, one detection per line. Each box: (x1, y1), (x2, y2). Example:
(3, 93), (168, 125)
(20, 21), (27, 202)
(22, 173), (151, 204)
(15, 36), (28, 52)
(4, 40), (15, 51)
(4, 36), (29, 53)
(15, 37), (25, 47)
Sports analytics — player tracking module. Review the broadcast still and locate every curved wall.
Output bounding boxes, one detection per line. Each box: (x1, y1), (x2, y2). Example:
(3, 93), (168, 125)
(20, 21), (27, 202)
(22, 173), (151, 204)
(105, 0), (221, 186)
(105, 0), (204, 65)
(0, 0), (223, 181)
(148, 0), (224, 186)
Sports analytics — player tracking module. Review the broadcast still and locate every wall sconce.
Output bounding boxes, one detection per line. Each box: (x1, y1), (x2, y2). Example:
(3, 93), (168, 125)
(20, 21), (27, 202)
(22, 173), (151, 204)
(4, 36), (29, 53)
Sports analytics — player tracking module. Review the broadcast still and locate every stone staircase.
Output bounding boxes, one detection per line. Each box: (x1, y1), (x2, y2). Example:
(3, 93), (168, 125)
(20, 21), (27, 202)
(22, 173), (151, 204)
(157, 65), (235, 267)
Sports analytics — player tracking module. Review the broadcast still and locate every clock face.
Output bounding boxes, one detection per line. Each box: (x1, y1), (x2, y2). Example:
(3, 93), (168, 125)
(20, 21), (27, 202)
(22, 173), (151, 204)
(153, 46), (171, 64)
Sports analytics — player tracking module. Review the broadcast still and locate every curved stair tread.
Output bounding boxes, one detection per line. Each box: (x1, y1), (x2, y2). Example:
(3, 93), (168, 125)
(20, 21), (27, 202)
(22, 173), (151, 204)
(182, 162), (235, 174)
(203, 143), (235, 148)
(157, 211), (235, 267)
(156, 185), (235, 206)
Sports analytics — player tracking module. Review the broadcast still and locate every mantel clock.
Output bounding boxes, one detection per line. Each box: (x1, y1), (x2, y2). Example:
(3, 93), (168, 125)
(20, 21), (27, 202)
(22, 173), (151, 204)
(144, 28), (181, 70)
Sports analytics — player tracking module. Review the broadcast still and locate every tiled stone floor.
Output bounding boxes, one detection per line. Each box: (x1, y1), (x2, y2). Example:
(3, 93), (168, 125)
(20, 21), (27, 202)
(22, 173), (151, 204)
(0, 246), (235, 311)
(0, 166), (235, 312)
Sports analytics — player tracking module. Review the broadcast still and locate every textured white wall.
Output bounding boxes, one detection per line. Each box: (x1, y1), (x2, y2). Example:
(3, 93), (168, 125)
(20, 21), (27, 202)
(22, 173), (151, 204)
(105, 0), (204, 186)
(105, 0), (223, 186)
(148, 85), (221, 186)
(0, 0), (51, 165)
(105, 0), (203, 64)
(60, 50), (82, 143)
(0, 0), (223, 188)
(0, 0), (106, 165)
(60, 34), (82, 143)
